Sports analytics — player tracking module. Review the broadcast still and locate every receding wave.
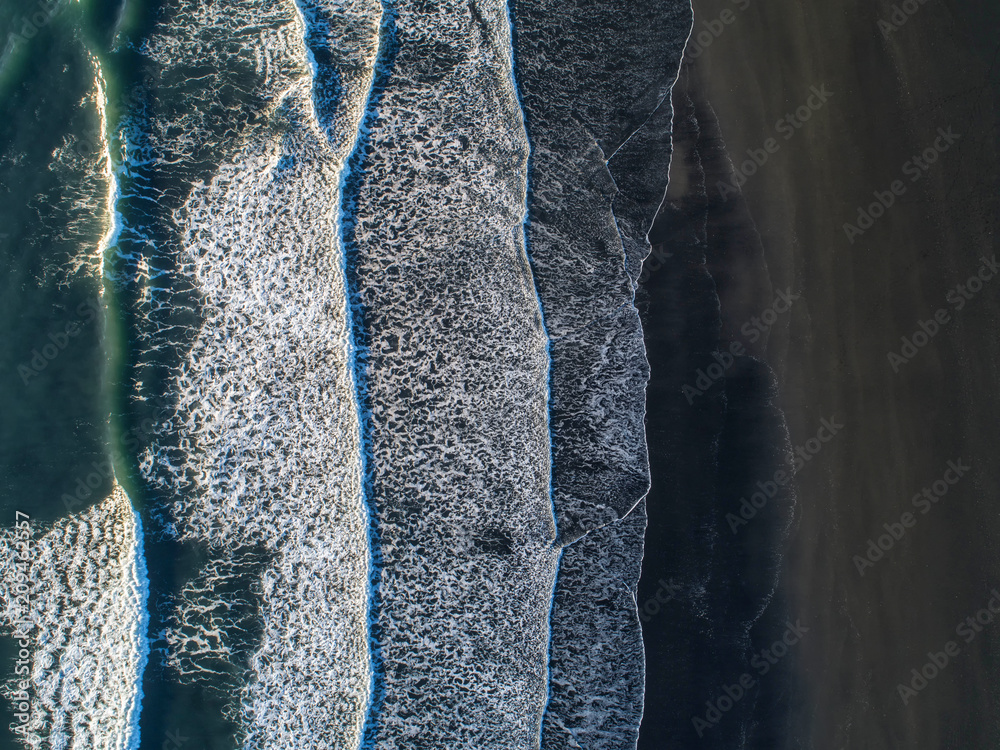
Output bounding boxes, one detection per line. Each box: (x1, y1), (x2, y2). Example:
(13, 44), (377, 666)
(511, 0), (690, 745)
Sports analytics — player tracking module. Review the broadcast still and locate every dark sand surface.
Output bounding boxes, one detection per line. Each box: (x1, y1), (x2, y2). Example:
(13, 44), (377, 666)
(639, 0), (1000, 747)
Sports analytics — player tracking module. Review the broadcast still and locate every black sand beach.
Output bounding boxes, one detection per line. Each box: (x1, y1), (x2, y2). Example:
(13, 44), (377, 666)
(638, 0), (1000, 746)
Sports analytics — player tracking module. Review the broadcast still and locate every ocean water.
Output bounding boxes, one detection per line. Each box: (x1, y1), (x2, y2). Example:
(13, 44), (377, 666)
(0, 1), (690, 748)
(509, 1), (688, 745)
(0, 1), (145, 748)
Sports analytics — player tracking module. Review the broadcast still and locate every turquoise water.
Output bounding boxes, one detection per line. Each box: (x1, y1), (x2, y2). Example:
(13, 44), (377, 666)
(0, 1), (221, 747)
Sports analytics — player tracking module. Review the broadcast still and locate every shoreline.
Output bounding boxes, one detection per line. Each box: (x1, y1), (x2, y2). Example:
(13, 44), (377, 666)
(638, 0), (1000, 745)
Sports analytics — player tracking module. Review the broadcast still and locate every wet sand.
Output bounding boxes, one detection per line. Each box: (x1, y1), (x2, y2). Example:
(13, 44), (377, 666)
(640, 0), (1000, 747)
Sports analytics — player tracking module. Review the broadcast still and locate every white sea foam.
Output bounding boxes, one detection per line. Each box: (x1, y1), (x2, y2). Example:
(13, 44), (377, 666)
(29, 51), (117, 287)
(0, 485), (148, 750)
(125, 1), (380, 747)
(342, 0), (561, 746)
